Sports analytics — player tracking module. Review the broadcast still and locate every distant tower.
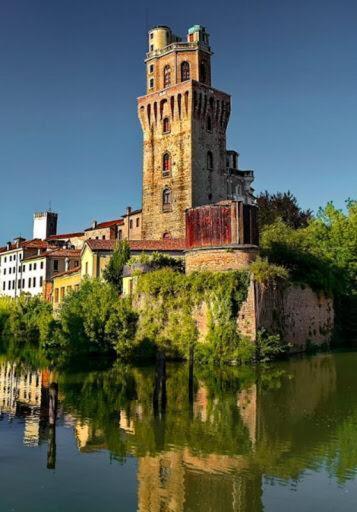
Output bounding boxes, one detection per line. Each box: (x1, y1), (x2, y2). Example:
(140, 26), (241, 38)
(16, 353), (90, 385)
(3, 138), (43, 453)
(33, 211), (58, 240)
(138, 25), (254, 240)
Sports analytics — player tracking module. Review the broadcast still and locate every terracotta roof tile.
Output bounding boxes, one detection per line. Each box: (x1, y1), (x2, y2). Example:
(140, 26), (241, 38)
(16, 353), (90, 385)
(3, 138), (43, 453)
(47, 232), (84, 240)
(52, 266), (81, 279)
(85, 238), (186, 252)
(85, 219), (124, 231)
(23, 248), (81, 262)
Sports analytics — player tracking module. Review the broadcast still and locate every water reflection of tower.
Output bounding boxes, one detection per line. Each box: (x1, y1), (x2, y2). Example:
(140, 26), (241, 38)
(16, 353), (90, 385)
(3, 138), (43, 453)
(136, 382), (262, 512)
(0, 362), (51, 447)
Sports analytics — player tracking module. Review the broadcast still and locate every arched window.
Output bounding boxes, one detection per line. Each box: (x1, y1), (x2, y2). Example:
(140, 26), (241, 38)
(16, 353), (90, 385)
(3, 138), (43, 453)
(162, 152), (171, 176)
(200, 62), (207, 83)
(181, 61), (190, 81)
(163, 65), (171, 88)
(206, 116), (212, 132)
(207, 151), (213, 170)
(162, 232), (171, 239)
(163, 117), (170, 133)
(163, 188), (172, 210)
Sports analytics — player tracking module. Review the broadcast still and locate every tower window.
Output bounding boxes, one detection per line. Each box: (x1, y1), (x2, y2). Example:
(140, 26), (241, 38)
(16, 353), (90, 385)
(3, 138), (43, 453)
(206, 116), (212, 132)
(200, 62), (207, 84)
(149, 78), (154, 89)
(207, 151), (213, 170)
(149, 64), (154, 73)
(162, 188), (172, 210)
(163, 65), (171, 88)
(150, 44), (154, 52)
(162, 152), (171, 176)
(181, 61), (190, 81)
(163, 117), (170, 133)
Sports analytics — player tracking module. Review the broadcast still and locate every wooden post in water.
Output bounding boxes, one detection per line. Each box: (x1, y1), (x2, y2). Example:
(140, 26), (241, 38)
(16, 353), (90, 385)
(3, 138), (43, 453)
(153, 350), (166, 417)
(47, 382), (58, 469)
(188, 345), (194, 419)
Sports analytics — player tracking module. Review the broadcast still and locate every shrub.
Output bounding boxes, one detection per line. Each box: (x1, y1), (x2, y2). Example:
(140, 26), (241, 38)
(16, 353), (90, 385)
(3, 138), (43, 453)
(249, 257), (289, 284)
(103, 240), (131, 292)
(48, 279), (138, 363)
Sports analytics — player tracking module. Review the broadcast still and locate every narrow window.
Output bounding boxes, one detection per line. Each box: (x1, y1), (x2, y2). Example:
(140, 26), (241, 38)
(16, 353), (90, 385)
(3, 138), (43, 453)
(162, 232), (171, 239)
(163, 117), (170, 133)
(118, 229), (122, 240)
(130, 219), (133, 229)
(163, 153), (171, 176)
(40, 276), (43, 287)
(136, 218), (140, 227)
(149, 78), (154, 89)
(33, 277), (36, 288)
(181, 61), (190, 81)
(54, 260), (59, 272)
(207, 151), (213, 170)
(206, 116), (212, 132)
(200, 62), (207, 83)
(163, 65), (171, 88)
(163, 188), (172, 210)
(149, 64), (154, 73)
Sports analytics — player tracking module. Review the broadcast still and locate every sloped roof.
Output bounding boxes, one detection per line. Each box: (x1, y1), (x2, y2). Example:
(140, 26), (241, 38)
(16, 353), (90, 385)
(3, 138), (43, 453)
(85, 219), (124, 232)
(85, 239), (186, 252)
(47, 232), (84, 240)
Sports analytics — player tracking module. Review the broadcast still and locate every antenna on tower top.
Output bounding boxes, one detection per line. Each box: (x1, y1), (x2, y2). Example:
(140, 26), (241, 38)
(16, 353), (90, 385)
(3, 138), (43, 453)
(48, 200), (52, 212)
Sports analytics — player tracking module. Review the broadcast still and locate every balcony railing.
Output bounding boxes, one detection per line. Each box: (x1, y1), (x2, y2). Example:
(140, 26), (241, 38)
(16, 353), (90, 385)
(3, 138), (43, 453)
(146, 41), (210, 59)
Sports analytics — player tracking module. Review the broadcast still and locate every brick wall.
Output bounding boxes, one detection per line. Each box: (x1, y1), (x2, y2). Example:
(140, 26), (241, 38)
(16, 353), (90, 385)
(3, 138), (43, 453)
(237, 281), (334, 350)
(185, 247), (258, 273)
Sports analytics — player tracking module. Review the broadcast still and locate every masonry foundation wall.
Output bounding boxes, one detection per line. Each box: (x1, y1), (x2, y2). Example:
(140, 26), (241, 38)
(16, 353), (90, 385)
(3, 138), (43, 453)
(237, 281), (334, 350)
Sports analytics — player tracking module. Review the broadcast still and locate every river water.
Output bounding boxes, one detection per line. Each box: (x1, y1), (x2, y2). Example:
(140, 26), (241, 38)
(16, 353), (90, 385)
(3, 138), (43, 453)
(0, 350), (357, 511)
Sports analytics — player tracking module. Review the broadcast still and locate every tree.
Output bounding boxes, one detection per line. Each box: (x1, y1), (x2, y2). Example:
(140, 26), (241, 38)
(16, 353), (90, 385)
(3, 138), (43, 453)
(257, 191), (313, 229)
(103, 240), (130, 293)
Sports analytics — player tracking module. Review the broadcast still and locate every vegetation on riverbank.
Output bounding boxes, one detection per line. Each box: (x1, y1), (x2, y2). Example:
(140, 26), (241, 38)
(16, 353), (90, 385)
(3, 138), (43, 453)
(1, 198), (355, 367)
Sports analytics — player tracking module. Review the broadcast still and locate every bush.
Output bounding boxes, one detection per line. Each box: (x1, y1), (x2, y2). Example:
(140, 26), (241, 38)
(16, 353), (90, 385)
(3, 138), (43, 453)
(103, 240), (130, 292)
(127, 252), (184, 272)
(47, 279), (138, 363)
(249, 257), (289, 284)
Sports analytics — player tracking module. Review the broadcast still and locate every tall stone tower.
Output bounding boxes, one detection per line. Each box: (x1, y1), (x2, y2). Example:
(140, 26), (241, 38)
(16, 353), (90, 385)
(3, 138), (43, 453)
(138, 25), (254, 240)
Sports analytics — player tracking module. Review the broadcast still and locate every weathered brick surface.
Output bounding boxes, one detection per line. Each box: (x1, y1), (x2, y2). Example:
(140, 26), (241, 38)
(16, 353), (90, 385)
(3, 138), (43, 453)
(185, 247), (258, 273)
(237, 282), (334, 349)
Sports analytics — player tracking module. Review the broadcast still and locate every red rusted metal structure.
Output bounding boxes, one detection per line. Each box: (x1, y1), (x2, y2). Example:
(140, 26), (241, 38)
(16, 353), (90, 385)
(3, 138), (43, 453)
(185, 201), (259, 249)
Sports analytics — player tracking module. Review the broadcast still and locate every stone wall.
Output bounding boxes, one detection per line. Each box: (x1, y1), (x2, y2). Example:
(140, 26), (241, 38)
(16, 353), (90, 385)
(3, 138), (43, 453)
(186, 246), (258, 273)
(237, 281), (334, 350)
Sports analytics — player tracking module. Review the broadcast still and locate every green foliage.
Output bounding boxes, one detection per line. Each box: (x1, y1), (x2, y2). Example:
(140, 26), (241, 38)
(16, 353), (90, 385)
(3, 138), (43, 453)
(257, 190), (313, 229)
(3, 294), (53, 346)
(46, 279), (138, 364)
(127, 252), (184, 272)
(260, 201), (357, 296)
(255, 329), (290, 362)
(135, 268), (251, 363)
(0, 297), (13, 340)
(103, 240), (130, 292)
(249, 257), (289, 284)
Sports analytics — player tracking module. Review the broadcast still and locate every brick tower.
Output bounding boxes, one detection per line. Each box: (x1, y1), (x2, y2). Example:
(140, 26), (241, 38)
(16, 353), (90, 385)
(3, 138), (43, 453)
(138, 25), (254, 240)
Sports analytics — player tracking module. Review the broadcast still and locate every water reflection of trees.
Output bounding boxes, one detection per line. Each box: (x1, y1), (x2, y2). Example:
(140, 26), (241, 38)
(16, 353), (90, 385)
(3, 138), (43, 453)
(2, 352), (357, 511)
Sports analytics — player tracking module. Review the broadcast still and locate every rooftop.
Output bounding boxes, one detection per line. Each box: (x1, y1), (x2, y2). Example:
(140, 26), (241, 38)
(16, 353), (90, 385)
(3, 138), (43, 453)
(85, 239), (186, 252)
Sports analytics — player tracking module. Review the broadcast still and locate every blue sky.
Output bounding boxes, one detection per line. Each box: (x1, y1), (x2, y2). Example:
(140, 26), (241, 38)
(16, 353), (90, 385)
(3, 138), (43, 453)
(0, 0), (356, 242)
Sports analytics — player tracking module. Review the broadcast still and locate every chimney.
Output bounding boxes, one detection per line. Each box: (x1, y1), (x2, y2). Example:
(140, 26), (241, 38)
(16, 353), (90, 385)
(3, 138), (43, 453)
(126, 206), (132, 216)
(92, 220), (97, 229)
(65, 257), (69, 272)
(6, 242), (11, 250)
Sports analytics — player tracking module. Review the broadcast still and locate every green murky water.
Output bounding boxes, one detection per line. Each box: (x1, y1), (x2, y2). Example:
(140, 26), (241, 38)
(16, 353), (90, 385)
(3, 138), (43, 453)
(1, 351), (357, 511)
